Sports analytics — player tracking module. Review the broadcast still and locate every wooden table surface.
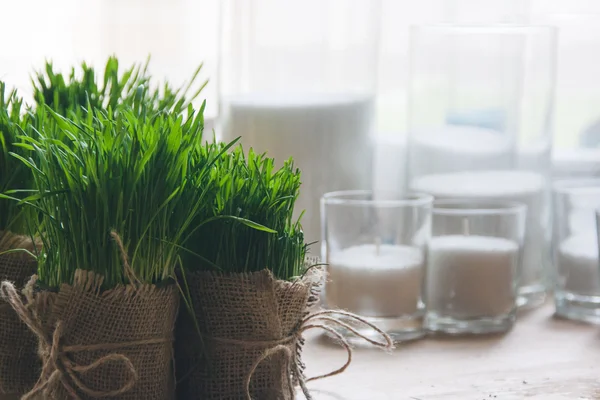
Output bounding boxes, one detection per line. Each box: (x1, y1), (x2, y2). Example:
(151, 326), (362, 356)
(302, 305), (600, 399)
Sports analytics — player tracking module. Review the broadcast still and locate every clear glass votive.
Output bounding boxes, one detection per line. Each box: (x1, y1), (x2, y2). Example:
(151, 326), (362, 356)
(425, 199), (526, 334)
(553, 179), (600, 323)
(321, 190), (433, 343)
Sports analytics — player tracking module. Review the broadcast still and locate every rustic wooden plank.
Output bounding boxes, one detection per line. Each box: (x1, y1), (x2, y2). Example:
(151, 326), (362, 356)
(302, 305), (600, 399)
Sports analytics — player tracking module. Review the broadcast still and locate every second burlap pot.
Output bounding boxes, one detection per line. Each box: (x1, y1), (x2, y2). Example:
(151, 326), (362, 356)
(0, 231), (41, 396)
(176, 268), (324, 400)
(2, 268), (179, 400)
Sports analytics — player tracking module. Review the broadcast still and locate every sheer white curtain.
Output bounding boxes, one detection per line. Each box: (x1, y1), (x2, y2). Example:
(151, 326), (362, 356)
(0, 0), (77, 97)
(0, 0), (598, 149)
(0, 0), (219, 119)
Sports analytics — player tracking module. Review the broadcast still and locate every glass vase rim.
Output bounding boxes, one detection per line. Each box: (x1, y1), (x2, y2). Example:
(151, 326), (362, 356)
(539, 12), (600, 21)
(553, 178), (600, 194)
(321, 190), (433, 207)
(410, 23), (557, 35)
(433, 198), (527, 216)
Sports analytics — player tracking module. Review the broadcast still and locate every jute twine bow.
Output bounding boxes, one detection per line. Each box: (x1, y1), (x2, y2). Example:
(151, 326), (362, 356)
(209, 309), (394, 400)
(0, 231), (167, 399)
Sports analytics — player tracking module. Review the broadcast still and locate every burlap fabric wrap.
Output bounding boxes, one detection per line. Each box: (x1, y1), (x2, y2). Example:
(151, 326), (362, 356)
(1, 268), (179, 400)
(176, 269), (321, 400)
(176, 267), (392, 400)
(0, 231), (40, 396)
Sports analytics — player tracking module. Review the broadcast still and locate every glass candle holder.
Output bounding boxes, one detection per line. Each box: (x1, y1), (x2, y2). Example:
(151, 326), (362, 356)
(219, 0), (381, 245)
(321, 190), (433, 343)
(553, 179), (600, 323)
(425, 199), (526, 334)
(408, 25), (556, 309)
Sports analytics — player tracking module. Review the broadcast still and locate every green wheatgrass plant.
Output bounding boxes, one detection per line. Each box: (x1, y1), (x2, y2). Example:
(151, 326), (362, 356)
(16, 101), (215, 289)
(33, 57), (207, 118)
(184, 145), (308, 281)
(0, 82), (36, 236)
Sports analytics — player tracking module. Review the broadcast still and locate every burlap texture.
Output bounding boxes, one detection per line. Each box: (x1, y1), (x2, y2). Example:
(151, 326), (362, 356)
(22, 269), (179, 399)
(0, 231), (40, 395)
(176, 269), (321, 400)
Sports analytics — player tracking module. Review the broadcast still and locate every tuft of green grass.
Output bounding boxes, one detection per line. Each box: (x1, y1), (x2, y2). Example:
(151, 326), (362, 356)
(8, 55), (305, 286)
(32, 57), (208, 118)
(0, 82), (37, 235)
(183, 145), (307, 281)
(16, 101), (215, 288)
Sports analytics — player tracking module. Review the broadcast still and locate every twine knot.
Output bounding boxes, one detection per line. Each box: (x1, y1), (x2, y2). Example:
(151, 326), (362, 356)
(211, 309), (394, 400)
(0, 277), (153, 399)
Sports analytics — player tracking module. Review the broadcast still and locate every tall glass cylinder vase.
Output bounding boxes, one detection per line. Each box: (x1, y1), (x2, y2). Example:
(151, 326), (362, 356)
(536, 14), (600, 179)
(407, 25), (556, 308)
(219, 0), (381, 245)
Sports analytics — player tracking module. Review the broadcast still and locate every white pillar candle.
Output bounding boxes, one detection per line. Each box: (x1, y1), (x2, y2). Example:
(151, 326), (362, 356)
(568, 210), (595, 236)
(412, 170), (546, 287)
(563, 187), (600, 233)
(517, 142), (552, 172)
(222, 94), (374, 245)
(411, 170), (544, 204)
(326, 244), (424, 317)
(557, 234), (600, 296)
(373, 133), (407, 198)
(410, 126), (512, 176)
(426, 235), (518, 318)
(552, 148), (600, 178)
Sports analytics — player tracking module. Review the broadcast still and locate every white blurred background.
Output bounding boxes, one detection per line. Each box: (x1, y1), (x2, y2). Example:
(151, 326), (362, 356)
(1, 0), (599, 149)
(0, 0), (220, 118)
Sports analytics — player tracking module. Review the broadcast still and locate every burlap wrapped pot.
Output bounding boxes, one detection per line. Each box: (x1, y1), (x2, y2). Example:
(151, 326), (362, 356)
(175, 267), (392, 400)
(1, 268), (179, 400)
(0, 231), (40, 397)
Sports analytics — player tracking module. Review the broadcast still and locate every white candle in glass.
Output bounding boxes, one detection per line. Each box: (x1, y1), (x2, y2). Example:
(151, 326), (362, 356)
(373, 134), (406, 198)
(426, 235), (518, 318)
(553, 148), (600, 179)
(517, 142), (552, 172)
(222, 94), (374, 245)
(326, 243), (424, 317)
(411, 170), (544, 204)
(557, 233), (600, 296)
(566, 187), (600, 233)
(412, 170), (545, 287)
(410, 126), (512, 176)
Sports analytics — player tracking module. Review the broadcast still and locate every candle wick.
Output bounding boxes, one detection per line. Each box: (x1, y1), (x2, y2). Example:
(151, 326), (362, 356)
(463, 218), (470, 236)
(375, 237), (381, 256)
